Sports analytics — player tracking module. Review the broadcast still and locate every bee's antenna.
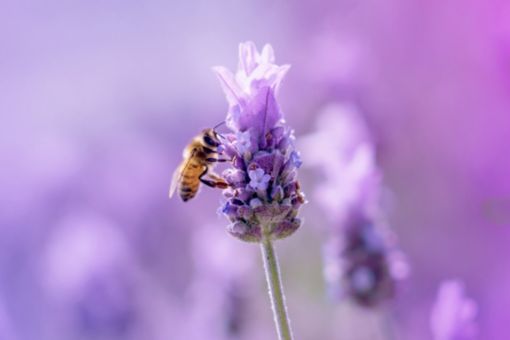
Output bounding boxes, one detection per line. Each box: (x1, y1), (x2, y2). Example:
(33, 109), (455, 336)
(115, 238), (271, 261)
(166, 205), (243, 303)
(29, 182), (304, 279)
(212, 121), (228, 142)
(213, 121), (226, 131)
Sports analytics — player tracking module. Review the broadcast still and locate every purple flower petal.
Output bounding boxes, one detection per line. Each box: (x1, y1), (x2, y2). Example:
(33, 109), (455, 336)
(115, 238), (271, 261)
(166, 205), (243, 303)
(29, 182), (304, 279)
(238, 41), (258, 75)
(212, 66), (244, 107)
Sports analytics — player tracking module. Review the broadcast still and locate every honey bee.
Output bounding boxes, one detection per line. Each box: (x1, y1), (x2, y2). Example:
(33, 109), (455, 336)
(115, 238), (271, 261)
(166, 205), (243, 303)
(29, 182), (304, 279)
(169, 125), (229, 202)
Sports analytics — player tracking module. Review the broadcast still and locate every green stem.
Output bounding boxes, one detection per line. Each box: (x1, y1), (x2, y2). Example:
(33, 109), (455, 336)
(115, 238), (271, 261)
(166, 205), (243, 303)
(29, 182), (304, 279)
(260, 236), (294, 340)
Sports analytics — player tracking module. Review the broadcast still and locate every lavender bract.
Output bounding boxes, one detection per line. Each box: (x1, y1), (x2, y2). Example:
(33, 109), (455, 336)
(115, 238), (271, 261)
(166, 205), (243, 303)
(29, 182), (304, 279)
(213, 42), (305, 242)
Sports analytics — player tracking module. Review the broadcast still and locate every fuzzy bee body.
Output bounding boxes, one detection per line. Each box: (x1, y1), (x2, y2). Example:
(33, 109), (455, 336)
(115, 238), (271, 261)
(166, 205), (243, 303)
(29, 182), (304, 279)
(169, 128), (228, 202)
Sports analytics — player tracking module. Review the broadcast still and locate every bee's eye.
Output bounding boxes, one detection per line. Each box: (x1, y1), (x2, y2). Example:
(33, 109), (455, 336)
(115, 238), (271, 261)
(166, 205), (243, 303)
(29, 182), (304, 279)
(203, 135), (217, 146)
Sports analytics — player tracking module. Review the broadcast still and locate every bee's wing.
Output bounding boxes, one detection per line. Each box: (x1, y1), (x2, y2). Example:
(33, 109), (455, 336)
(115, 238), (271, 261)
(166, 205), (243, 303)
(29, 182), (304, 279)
(168, 165), (182, 198)
(169, 149), (197, 199)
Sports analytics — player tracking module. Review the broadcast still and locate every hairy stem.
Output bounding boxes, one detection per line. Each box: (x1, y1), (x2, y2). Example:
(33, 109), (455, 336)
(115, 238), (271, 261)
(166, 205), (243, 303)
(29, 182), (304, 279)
(260, 236), (293, 340)
(379, 306), (397, 340)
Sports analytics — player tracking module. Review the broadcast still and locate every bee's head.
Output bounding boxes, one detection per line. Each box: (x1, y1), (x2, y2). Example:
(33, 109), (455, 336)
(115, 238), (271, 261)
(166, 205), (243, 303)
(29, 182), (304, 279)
(202, 128), (221, 147)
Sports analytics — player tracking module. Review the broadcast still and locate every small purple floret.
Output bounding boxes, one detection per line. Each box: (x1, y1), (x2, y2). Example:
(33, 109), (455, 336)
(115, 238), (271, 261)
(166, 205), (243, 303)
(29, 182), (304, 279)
(248, 169), (271, 191)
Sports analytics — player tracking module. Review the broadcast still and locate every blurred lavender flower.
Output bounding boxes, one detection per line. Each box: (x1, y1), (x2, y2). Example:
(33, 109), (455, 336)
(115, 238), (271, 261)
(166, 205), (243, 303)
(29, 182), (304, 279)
(430, 280), (478, 340)
(322, 215), (407, 307)
(213, 41), (305, 242)
(41, 213), (139, 338)
(300, 103), (376, 223)
(300, 103), (408, 306)
(185, 225), (257, 340)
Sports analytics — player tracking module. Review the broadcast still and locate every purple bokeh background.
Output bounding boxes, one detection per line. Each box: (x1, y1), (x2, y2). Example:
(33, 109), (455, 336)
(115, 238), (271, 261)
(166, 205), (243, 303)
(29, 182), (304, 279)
(1, 0), (509, 339)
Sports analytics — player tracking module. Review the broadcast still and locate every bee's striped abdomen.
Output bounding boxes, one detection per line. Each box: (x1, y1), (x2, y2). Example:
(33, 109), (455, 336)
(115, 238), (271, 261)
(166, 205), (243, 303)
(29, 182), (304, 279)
(179, 182), (199, 201)
(179, 162), (203, 202)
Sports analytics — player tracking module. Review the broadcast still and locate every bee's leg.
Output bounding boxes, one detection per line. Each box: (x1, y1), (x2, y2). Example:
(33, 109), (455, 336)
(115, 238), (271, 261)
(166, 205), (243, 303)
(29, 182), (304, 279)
(202, 146), (231, 163)
(205, 157), (230, 163)
(207, 172), (229, 188)
(199, 168), (229, 189)
(206, 151), (236, 163)
(203, 144), (234, 163)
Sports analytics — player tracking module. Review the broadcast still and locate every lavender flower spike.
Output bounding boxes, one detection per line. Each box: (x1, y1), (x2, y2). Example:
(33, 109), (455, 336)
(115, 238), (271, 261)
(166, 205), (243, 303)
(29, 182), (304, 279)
(213, 42), (305, 242)
(300, 103), (408, 307)
(213, 41), (304, 340)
